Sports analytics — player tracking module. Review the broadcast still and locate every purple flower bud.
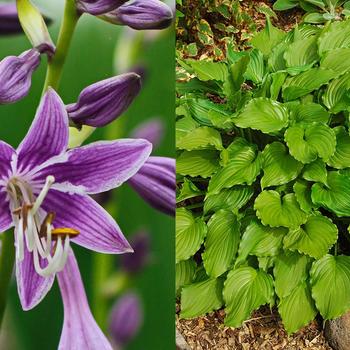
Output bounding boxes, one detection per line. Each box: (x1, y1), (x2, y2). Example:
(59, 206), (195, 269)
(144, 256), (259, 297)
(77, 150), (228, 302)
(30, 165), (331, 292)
(0, 3), (22, 35)
(129, 156), (175, 216)
(109, 292), (143, 346)
(67, 72), (142, 127)
(103, 0), (174, 30)
(76, 0), (126, 15)
(0, 49), (40, 104)
(121, 231), (151, 273)
(131, 118), (164, 149)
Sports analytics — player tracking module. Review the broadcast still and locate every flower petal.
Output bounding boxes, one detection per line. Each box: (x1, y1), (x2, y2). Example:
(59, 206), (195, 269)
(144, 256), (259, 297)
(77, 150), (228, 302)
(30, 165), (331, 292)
(76, 0), (125, 15)
(16, 88), (69, 173)
(0, 192), (13, 232)
(0, 140), (15, 180)
(58, 249), (112, 350)
(16, 245), (55, 310)
(35, 139), (152, 194)
(42, 189), (132, 254)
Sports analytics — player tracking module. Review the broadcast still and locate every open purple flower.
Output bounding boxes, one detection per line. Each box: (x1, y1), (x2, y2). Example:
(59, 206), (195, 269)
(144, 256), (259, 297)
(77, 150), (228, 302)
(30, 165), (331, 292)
(76, 0), (126, 15)
(0, 88), (152, 310)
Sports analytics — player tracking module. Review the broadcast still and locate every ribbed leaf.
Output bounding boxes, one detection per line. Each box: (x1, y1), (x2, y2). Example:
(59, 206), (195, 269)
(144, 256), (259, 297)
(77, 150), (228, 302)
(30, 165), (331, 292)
(176, 259), (196, 295)
(233, 98), (289, 133)
(261, 142), (303, 189)
(327, 126), (350, 169)
(302, 159), (328, 184)
(223, 267), (274, 327)
(273, 0), (300, 10)
(268, 41), (289, 72)
(202, 210), (240, 278)
(176, 208), (207, 263)
(244, 49), (265, 84)
(284, 213), (338, 259)
(323, 72), (350, 113)
(204, 186), (254, 214)
(177, 150), (219, 178)
(181, 278), (223, 318)
(310, 255), (350, 319)
(320, 48), (350, 76)
(289, 103), (329, 124)
(294, 180), (313, 213)
(229, 54), (250, 90)
(187, 60), (228, 82)
(312, 171), (350, 217)
(255, 191), (308, 228)
(285, 123), (336, 164)
(176, 116), (199, 143)
(176, 178), (203, 203)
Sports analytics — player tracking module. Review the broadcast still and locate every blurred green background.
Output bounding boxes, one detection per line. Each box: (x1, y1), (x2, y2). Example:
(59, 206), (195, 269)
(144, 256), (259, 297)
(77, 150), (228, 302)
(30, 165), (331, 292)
(0, 1), (174, 349)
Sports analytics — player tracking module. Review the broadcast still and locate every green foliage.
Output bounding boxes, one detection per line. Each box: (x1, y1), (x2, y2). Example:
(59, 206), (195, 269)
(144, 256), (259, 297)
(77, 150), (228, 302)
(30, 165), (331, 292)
(176, 18), (350, 334)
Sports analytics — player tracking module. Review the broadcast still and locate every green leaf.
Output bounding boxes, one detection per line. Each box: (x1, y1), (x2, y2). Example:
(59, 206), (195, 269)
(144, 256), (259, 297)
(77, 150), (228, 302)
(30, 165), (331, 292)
(180, 278), (223, 318)
(176, 208), (207, 263)
(312, 171), (350, 216)
(229, 55), (250, 90)
(327, 126), (350, 169)
(268, 41), (289, 72)
(207, 146), (261, 195)
(236, 221), (287, 266)
(294, 180), (313, 213)
(176, 259), (197, 295)
(223, 267), (274, 327)
(261, 142), (303, 189)
(204, 186), (254, 214)
(273, 0), (300, 10)
(187, 60), (228, 82)
(244, 49), (265, 84)
(304, 12), (327, 23)
(176, 178), (203, 203)
(320, 48), (350, 76)
(233, 98), (289, 133)
(177, 126), (223, 151)
(270, 72), (288, 100)
(285, 123), (336, 164)
(323, 72), (350, 113)
(176, 116), (199, 143)
(302, 159), (328, 184)
(284, 213), (338, 259)
(202, 210), (240, 278)
(177, 150), (219, 178)
(255, 191), (308, 228)
(310, 255), (350, 319)
(289, 103), (329, 124)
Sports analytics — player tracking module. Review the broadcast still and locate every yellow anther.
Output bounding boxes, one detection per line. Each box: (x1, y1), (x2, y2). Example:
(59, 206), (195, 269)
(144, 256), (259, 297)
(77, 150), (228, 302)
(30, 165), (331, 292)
(51, 228), (80, 240)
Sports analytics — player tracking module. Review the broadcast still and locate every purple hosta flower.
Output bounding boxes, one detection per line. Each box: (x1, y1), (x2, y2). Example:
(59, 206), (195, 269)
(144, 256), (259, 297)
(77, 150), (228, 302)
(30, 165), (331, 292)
(131, 118), (164, 149)
(67, 72), (142, 127)
(0, 88), (152, 309)
(121, 231), (150, 273)
(0, 48), (40, 104)
(0, 3), (22, 35)
(58, 249), (112, 349)
(103, 0), (174, 30)
(129, 156), (175, 216)
(109, 292), (143, 347)
(76, 0), (126, 15)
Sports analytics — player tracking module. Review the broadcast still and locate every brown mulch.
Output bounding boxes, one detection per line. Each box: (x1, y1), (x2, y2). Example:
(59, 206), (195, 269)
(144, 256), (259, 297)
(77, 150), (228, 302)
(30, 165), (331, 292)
(176, 307), (332, 350)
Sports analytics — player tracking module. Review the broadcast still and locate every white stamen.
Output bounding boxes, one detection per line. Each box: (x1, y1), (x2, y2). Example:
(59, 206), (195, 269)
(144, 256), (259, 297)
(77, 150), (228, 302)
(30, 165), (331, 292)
(32, 175), (55, 214)
(16, 218), (24, 262)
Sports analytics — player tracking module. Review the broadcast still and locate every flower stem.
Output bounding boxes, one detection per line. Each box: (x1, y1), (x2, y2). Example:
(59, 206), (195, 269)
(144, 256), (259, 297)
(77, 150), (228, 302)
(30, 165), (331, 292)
(0, 231), (15, 328)
(43, 0), (80, 92)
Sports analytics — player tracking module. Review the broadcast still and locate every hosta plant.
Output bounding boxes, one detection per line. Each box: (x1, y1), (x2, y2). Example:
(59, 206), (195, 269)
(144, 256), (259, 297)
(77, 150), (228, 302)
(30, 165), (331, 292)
(176, 17), (350, 334)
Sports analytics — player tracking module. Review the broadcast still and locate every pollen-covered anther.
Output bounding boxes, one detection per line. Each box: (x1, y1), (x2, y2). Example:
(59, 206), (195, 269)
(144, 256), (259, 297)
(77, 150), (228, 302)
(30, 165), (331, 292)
(51, 228), (80, 241)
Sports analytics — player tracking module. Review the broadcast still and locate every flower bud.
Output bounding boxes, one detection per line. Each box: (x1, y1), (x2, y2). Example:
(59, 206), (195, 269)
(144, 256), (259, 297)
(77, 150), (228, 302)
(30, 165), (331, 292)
(0, 3), (22, 35)
(131, 118), (164, 149)
(76, 0), (126, 15)
(128, 156), (175, 216)
(120, 231), (150, 274)
(102, 0), (174, 30)
(67, 72), (141, 127)
(109, 292), (143, 346)
(0, 48), (40, 104)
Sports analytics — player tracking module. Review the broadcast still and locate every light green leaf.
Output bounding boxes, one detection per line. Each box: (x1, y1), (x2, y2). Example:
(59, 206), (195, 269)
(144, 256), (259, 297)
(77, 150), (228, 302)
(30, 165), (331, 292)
(273, 0), (300, 10)
(176, 259), (197, 295)
(303, 159), (328, 184)
(187, 60), (228, 82)
(294, 180), (313, 213)
(176, 116), (199, 143)
(304, 12), (327, 23)
(323, 72), (350, 113)
(270, 72), (288, 100)
(202, 210), (240, 278)
(285, 123), (336, 164)
(244, 49), (265, 84)
(223, 267), (274, 327)
(261, 142), (303, 189)
(233, 98), (289, 133)
(229, 55), (250, 90)
(268, 41), (289, 72)
(312, 171), (350, 216)
(180, 278), (223, 318)
(204, 186), (254, 214)
(320, 48), (350, 76)
(176, 208), (207, 263)
(289, 103), (329, 124)
(327, 126), (350, 169)
(284, 213), (338, 258)
(176, 178), (203, 203)
(255, 191), (308, 228)
(177, 150), (219, 178)
(310, 255), (350, 319)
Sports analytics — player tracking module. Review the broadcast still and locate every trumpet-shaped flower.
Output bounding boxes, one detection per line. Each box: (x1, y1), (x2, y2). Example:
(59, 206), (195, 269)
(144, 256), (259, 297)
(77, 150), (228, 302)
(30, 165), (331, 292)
(76, 0), (126, 15)
(0, 88), (152, 310)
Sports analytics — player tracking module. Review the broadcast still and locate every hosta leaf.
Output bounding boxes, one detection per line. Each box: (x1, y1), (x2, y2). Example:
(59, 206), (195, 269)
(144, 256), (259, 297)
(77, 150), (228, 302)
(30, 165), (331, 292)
(223, 267), (274, 327)
(202, 210), (240, 278)
(282, 68), (337, 101)
(176, 259), (196, 295)
(310, 255), (350, 319)
(302, 159), (328, 184)
(278, 282), (317, 334)
(208, 147), (261, 195)
(244, 49), (265, 84)
(176, 178), (203, 203)
(229, 55), (250, 91)
(176, 116), (199, 143)
(327, 126), (350, 169)
(323, 72), (350, 113)
(204, 186), (254, 214)
(177, 150), (219, 178)
(320, 48), (350, 76)
(285, 123), (336, 164)
(289, 103), (329, 124)
(176, 208), (207, 263)
(261, 142), (303, 189)
(187, 60), (228, 82)
(235, 221), (287, 266)
(284, 213), (338, 259)
(233, 98), (289, 133)
(180, 278), (223, 318)
(273, 0), (299, 10)
(304, 12), (327, 24)
(293, 180), (313, 213)
(177, 126), (223, 151)
(268, 41), (289, 72)
(255, 191), (308, 228)
(270, 72), (288, 100)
